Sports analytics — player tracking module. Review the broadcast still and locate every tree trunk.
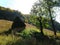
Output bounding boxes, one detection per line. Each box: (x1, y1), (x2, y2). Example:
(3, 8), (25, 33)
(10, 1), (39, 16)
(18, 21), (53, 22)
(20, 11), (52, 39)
(37, 16), (44, 35)
(48, 6), (56, 36)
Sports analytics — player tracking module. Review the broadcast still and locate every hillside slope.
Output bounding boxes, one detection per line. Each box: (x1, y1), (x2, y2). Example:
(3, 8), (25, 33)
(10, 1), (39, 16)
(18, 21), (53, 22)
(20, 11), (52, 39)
(0, 20), (13, 32)
(0, 20), (60, 36)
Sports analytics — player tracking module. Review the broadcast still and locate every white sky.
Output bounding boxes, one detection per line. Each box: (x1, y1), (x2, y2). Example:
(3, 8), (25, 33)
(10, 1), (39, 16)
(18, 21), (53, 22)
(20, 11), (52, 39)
(54, 7), (60, 23)
(0, 0), (37, 14)
(7, 0), (37, 14)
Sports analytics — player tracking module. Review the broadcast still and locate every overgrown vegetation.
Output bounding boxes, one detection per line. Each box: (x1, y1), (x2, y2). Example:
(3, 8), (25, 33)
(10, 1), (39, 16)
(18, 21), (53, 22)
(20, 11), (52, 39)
(0, 0), (60, 45)
(0, 20), (60, 45)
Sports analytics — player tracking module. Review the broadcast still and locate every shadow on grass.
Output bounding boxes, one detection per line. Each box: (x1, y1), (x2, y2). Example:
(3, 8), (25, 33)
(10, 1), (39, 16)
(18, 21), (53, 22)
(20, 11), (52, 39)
(6, 32), (60, 45)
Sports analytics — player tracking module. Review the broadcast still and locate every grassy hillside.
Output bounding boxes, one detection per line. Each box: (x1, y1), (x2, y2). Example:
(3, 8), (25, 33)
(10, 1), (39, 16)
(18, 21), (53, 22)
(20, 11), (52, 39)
(0, 20), (13, 33)
(0, 20), (60, 45)
(0, 20), (60, 36)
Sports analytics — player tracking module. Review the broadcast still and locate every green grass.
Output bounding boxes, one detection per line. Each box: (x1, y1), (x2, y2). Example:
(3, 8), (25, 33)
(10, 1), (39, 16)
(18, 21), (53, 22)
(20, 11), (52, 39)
(0, 20), (60, 45)
(0, 35), (23, 45)
(0, 20), (60, 37)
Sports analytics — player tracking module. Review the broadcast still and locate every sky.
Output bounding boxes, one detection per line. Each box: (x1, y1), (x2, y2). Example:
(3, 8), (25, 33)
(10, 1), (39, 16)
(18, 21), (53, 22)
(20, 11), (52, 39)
(53, 7), (60, 23)
(0, 0), (37, 14)
(0, 0), (60, 23)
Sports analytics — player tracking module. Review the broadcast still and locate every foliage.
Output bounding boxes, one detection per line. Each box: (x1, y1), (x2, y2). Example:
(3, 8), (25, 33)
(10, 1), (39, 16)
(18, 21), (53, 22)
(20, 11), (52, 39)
(24, 15), (51, 29)
(0, 6), (25, 22)
(30, 0), (60, 35)
(30, 0), (60, 19)
(17, 27), (40, 39)
(0, 28), (60, 45)
(0, 21), (60, 45)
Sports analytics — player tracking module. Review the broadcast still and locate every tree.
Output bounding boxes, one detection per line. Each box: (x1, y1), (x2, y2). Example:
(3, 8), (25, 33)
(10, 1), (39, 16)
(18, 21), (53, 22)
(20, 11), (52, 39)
(30, 0), (60, 36)
(43, 0), (60, 36)
(31, 1), (45, 35)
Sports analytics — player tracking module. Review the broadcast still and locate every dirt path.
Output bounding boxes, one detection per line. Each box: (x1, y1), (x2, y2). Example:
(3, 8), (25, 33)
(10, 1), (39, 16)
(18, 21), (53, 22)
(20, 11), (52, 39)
(25, 23), (37, 29)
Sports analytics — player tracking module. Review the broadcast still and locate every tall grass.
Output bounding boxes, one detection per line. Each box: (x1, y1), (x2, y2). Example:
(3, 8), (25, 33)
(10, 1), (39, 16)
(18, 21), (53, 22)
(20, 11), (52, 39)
(0, 20), (60, 45)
